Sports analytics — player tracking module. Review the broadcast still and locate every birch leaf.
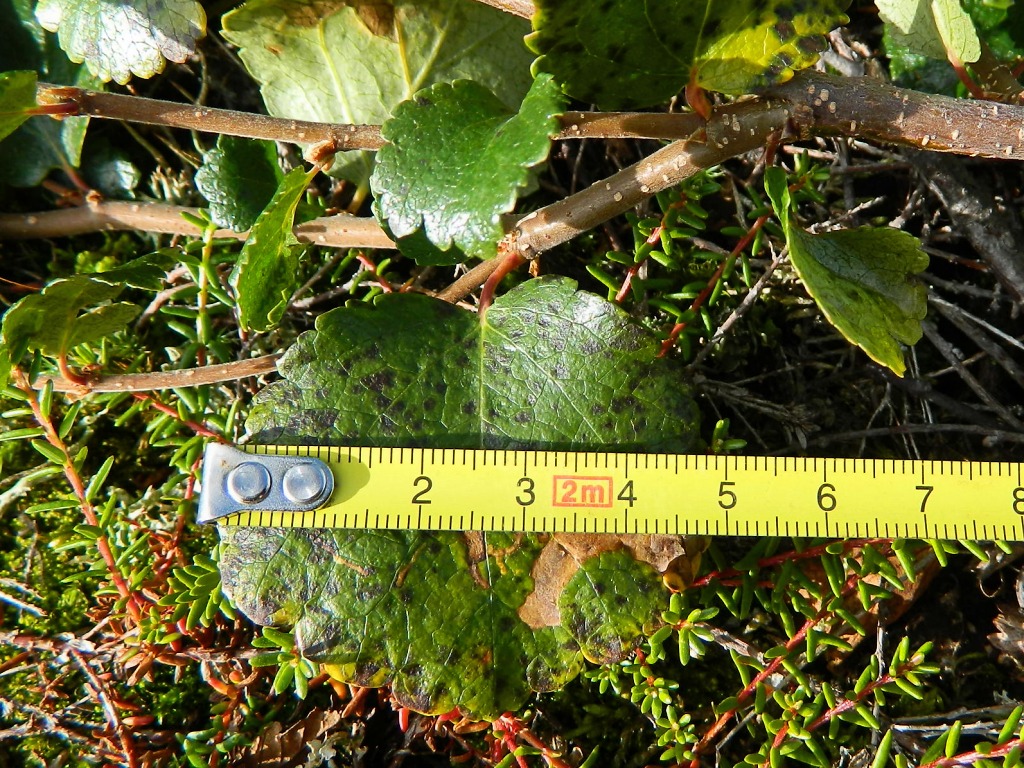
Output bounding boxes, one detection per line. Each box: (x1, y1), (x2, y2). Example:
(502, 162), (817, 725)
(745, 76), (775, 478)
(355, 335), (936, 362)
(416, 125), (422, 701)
(220, 277), (704, 718)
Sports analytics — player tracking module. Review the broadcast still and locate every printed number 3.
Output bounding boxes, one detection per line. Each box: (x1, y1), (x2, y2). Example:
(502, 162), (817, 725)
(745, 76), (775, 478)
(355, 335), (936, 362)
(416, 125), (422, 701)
(516, 477), (536, 506)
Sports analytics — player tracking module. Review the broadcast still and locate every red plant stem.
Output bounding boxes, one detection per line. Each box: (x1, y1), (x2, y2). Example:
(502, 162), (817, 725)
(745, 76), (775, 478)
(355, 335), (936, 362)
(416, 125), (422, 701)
(26, 101), (81, 117)
(11, 368), (144, 623)
(760, 670), (897, 767)
(479, 250), (527, 313)
(659, 214), (769, 357)
(57, 353), (89, 387)
(690, 538), (889, 589)
(355, 252), (394, 293)
(686, 560), (887, 768)
(686, 609), (825, 768)
(921, 738), (1024, 768)
(615, 225), (664, 304)
(949, 53), (988, 100)
(132, 393), (225, 441)
(491, 714), (574, 768)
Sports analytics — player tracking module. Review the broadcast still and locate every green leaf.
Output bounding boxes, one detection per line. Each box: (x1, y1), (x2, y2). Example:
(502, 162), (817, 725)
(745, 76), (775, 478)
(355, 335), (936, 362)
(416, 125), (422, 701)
(0, 118), (74, 187)
(220, 276), (702, 718)
(371, 75), (564, 265)
(963, 0), (1024, 63)
(90, 251), (180, 291)
(79, 136), (140, 197)
(1, 276), (139, 360)
(230, 166), (317, 333)
(527, 0), (850, 109)
(35, 0), (206, 84)
(0, 70), (37, 143)
(0, 347), (11, 392)
(883, 24), (959, 94)
(0, 1), (101, 186)
(221, 0), (536, 183)
(765, 173), (928, 376)
(876, 0), (981, 64)
(195, 135), (284, 232)
(0, 0), (47, 74)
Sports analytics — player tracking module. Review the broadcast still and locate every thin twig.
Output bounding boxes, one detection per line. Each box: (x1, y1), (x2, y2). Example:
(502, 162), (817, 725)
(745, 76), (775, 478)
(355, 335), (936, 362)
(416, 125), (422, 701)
(38, 84), (386, 151)
(70, 649), (139, 768)
(11, 369), (144, 623)
(0, 201), (395, 249)
(437, 260), (502, 304)
(33, 355), (280, 393)
(921, 321), (1024, 429)
(514, 100), (796, 260)
(36, 83), (704, 149)
(808, 423), (1024, 446)
(929, 295), (1024, 387)
(690, 248), (787, 367)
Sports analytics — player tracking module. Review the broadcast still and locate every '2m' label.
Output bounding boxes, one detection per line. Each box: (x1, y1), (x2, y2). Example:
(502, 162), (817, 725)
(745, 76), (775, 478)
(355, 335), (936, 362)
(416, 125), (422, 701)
(552, 475), (614, 508)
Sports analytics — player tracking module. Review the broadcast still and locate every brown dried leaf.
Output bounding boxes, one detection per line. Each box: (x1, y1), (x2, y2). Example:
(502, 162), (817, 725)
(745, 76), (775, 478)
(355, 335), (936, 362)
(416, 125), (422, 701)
(518, 534), (709, 630)
(990, 606), (1024, 678)
(238, 710), (344, 768)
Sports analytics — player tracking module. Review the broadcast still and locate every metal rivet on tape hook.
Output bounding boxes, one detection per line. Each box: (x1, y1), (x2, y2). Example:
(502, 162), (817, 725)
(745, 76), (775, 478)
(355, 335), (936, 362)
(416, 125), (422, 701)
(197, 444), (334, 524)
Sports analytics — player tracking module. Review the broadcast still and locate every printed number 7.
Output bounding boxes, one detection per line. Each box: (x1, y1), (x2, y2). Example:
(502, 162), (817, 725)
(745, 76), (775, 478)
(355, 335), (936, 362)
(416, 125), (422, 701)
(916, 485), (933, 514)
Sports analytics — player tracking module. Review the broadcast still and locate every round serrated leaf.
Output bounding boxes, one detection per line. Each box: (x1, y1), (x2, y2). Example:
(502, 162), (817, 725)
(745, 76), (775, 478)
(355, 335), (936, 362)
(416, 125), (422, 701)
(371, 75), (564, 264)
(35, 0), (206, 84)
(528, 0), (850, 109)
(195, 136), (283, 232)
(221, 0), (536, 184)
(219, 276), (703, 718)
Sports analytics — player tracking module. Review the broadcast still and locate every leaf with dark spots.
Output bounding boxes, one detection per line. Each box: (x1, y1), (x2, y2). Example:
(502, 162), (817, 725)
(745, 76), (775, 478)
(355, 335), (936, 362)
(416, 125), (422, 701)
(220, 276), (703, 718)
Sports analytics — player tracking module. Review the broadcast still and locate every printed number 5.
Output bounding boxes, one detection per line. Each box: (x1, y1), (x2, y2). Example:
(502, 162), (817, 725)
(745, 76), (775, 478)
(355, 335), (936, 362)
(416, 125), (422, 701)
(718, 481), (737, 510)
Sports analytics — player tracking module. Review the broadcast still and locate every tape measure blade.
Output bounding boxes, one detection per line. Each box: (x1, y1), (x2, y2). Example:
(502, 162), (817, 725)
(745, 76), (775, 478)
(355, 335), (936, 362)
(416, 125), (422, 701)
(219, 447), (1024, 540)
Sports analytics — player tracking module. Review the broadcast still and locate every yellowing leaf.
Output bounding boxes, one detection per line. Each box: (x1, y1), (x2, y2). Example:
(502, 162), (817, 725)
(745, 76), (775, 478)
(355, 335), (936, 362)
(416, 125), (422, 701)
(876, 0), (981, 64)
(528, 0), (850, 109)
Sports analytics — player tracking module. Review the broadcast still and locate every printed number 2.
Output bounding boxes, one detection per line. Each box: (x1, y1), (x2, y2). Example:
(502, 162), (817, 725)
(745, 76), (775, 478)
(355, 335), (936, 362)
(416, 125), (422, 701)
(412, 475), (432, 504)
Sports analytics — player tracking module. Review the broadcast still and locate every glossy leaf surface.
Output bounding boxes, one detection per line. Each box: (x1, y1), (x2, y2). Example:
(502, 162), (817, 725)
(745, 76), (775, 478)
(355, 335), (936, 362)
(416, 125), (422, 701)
(220, 277), (703, 718)
(371, 75), (563, 264)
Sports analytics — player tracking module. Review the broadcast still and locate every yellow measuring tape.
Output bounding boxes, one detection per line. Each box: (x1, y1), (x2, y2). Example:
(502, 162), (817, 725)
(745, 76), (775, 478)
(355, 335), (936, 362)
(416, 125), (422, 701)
(206, 445), (1024, 540)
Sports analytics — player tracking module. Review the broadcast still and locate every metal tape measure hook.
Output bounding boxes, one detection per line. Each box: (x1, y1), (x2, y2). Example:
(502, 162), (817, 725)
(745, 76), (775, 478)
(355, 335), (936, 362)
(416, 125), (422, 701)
(197, 444), (334, 523)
